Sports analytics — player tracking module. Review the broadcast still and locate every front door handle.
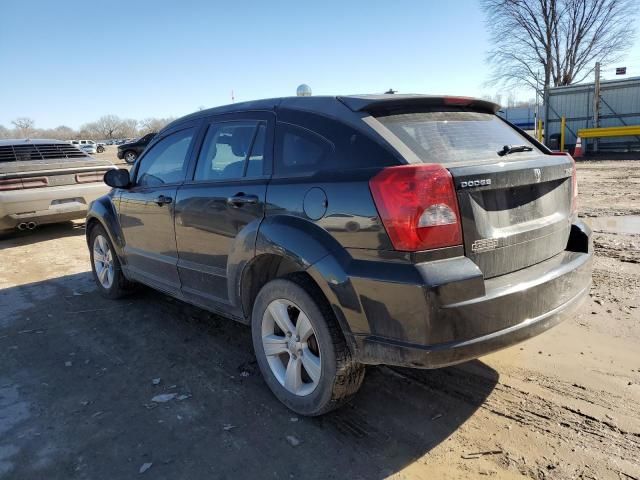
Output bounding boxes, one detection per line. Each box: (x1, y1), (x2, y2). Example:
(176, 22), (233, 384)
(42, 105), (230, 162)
(226, 193), (259, 208)
(154, 195), (172, 206)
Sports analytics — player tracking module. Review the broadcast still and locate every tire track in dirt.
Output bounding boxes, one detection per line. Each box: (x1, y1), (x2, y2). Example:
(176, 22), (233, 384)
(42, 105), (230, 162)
(389, 365), (640, 479)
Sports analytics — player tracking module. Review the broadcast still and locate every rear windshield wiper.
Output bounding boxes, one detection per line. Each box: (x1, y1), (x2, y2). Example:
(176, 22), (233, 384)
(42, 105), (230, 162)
(497, 145), (533, 156)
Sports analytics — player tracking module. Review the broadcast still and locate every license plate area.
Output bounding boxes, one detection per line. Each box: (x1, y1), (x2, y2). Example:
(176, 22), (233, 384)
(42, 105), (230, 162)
(46, 174), (77, 187)
(51, 197), (84, 205)
(449, 155), (574, 278)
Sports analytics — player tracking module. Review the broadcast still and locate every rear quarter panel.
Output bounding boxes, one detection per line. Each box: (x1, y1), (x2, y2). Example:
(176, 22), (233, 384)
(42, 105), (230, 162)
(265, 171), (391, 250)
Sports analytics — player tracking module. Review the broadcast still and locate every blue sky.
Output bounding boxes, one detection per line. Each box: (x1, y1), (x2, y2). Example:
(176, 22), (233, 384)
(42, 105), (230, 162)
(1, 0), (639, 129)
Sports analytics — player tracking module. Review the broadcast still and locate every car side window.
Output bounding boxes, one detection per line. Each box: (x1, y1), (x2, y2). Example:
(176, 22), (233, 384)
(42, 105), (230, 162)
(274, 123), (332, 176)
(194, 121), (264, 181)
(135, 128), (194, 188)
(245, 123), (266, 177)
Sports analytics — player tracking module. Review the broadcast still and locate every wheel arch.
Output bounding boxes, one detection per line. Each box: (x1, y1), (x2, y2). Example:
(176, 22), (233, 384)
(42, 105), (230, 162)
(236, 215), (362, 356)
(85, 195), (125, 261)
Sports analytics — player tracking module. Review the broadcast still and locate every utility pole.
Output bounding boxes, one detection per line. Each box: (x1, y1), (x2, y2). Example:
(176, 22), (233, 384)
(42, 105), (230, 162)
(593, 62), (601, 153)
(535, 70), (540, 138)
(543, 84), (549, 146)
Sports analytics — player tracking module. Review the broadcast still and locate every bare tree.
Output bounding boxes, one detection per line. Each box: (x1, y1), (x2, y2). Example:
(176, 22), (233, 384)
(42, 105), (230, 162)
(138, 117), (174, 135)
(4, 114), (173, 142)
(482, 93), (504, 106)
(78, 122), (100, 140)
(50, 125), (76, 141)
(0, 125), (10, 139)
(89, 115), (124, 139)
(119, 119), (139, 139)
(482, 0), (636, 89)
(11, 117), (36, 137)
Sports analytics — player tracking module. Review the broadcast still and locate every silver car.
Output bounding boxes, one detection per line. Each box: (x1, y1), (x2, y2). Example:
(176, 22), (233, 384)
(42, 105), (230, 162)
(79, 143), (98, 155)
(0, 139), (113, 234)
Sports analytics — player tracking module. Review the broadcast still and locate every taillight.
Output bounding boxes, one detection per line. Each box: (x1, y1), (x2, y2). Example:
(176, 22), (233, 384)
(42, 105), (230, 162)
(22, 177), (48, 189)
(0, 179), (23, 191)
(0, 177), (48, 191)
(369, 164), (462, 251)
(76, 172), (105, 183)
(443, 96), (473, 107)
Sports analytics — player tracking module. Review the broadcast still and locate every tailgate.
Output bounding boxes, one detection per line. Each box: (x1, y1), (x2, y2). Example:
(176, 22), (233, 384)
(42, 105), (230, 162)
(449, 155), (574, 278)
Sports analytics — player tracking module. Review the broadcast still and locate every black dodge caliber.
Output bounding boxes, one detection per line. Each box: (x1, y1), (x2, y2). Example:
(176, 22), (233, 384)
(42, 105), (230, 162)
(86, 95), (592, 415)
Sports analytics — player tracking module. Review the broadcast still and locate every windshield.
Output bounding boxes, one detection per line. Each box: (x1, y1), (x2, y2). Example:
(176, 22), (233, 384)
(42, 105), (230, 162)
(375, 110), (539, 164)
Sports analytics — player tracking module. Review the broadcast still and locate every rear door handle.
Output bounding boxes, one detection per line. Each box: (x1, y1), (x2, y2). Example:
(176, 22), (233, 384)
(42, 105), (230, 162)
(226, 193), (259, 207)
(154, 195), (172, 206)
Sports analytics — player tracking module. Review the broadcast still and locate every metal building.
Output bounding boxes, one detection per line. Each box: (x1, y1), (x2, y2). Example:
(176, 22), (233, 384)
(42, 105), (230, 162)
(544, 76), (640, 152)
(497, 106), (536, 130)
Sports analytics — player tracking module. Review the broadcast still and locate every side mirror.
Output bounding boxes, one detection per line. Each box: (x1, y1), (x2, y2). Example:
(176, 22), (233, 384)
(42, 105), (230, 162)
(104, 168), (131, 188)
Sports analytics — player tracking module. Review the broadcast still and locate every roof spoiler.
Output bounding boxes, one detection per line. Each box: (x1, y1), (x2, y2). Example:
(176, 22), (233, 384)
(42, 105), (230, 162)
(337, 95), (501, 115)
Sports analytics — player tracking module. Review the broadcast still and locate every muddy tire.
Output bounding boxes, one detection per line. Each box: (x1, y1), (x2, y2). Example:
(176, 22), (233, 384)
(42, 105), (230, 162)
(251, 275), (365, 416)
(89, 224), (133, 299)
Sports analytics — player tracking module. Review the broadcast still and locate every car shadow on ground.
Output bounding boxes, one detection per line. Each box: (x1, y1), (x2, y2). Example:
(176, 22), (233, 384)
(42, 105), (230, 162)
(0, 271), (498, 479)
(0, 221), (86, 248)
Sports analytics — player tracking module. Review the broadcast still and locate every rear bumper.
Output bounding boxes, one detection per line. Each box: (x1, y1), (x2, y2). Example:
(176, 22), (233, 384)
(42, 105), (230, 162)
(0, 183), (110, 231)
(321, 222), (593, 368)
(354, 274), (589, 368)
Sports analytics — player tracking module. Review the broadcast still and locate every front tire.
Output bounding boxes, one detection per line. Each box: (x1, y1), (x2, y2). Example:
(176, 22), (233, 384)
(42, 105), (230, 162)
(124, 150), (137, 164)
(251, 275), (365, 416)
(89, 224), (132, 299)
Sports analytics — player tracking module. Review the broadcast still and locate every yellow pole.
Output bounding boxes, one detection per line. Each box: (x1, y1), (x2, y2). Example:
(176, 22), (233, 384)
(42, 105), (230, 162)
(560, 116), (566, 152)
(537, 120), (543, 142)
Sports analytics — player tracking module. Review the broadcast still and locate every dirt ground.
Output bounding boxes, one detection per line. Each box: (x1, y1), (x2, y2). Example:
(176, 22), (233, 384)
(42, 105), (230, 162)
(100, 145), (126, 166)
(0, 160), (638, 480)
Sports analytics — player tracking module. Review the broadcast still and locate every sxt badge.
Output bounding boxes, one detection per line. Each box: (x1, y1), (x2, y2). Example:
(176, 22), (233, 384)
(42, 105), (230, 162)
(471, 238), (498, 253)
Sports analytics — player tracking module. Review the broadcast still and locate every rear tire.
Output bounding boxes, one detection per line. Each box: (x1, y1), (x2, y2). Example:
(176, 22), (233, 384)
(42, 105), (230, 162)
(251, 275), (365, 416)
(89, 224), (133, 299)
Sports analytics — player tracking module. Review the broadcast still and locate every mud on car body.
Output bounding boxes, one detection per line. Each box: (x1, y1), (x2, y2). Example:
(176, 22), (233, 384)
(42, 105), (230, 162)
(86, 94), (592, 415)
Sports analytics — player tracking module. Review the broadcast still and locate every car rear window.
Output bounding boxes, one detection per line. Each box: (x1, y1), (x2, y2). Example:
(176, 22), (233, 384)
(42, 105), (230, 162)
(0, 143), (89, 162)
(375, 110), (538, 164)
(274, 123), (333, 176)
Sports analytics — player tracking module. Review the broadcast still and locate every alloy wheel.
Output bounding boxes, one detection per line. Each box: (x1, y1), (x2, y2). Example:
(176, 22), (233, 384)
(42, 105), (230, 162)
(261, 299), (322, 396)
(93, 235), (114, 289)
